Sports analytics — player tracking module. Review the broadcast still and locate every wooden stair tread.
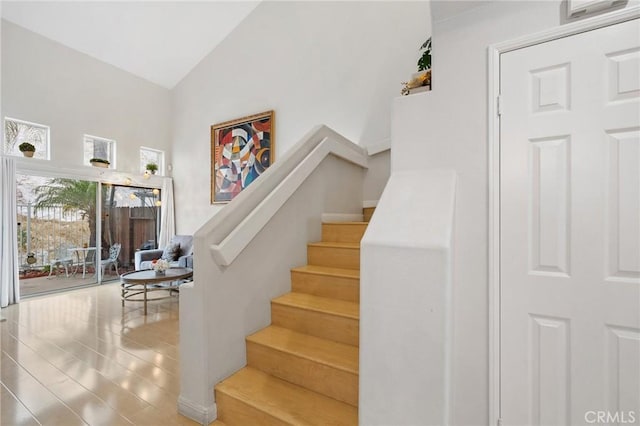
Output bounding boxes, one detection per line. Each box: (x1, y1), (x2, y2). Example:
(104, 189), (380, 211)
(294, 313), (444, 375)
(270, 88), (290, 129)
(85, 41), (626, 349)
(308, 241), (360, 249)
(363, 207), (375, 222)
(272, 293), (359, 319)
(211, 421), (227, 426)
(322, 221), (369, 225)
(248, 326), (358, 374)
(216, 367), (358, 425)
(291, 265), (360, 279)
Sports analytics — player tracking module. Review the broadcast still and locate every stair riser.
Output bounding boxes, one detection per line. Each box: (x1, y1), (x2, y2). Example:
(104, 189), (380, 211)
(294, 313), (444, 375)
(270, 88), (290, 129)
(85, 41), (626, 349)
(271, 303), (359, 346)
(322, 223), (367, 243)
(307, 246), (360, 269)
(363, 207), (375, 222)
(247, 341), (358, 407)
(291, 270), (360, 302)
(215, 391), (287, 426)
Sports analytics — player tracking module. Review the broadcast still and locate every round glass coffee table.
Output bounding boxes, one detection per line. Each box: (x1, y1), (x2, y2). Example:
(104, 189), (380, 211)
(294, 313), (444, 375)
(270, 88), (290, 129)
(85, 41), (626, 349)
(120, 267), (193, 315)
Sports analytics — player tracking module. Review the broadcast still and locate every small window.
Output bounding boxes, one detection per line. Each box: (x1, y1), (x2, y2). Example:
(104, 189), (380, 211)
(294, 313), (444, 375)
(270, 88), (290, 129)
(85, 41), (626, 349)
(140, 147), (164, 175)
(84, 135), (115, 168)
(3, 117), (50, 159)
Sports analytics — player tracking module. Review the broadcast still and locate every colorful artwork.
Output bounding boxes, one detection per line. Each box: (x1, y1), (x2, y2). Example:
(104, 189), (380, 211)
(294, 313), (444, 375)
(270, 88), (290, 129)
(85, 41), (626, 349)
(211, 111), (274, 203)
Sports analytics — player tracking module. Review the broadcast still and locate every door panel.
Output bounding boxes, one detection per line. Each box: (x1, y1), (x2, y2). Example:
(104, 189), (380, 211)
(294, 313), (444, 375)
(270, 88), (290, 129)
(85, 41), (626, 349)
(500, 19), (640, 425)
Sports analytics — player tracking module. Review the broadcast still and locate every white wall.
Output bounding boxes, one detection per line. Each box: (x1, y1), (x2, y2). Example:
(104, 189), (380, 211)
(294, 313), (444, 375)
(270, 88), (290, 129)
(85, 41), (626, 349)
(171, 1), (430, 234)
(363, 150), (390, 203)
(1, 20), (171, 174)
(392, 1), (640, 424)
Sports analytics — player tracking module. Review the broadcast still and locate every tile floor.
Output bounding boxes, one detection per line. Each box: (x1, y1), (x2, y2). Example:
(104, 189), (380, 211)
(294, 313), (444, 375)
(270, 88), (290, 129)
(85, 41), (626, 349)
(19, 275), (107, 298)
(0, 283), (198, 426)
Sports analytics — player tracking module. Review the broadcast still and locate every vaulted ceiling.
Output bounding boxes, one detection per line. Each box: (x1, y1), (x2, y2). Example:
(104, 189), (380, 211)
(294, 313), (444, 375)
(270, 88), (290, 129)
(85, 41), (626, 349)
(1, 1), (260, 89)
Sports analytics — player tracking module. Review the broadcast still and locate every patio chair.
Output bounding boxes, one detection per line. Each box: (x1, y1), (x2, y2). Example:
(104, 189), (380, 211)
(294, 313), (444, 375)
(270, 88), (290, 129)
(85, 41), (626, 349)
(48, 247), (74, 279)
(100, 243), (121, 276)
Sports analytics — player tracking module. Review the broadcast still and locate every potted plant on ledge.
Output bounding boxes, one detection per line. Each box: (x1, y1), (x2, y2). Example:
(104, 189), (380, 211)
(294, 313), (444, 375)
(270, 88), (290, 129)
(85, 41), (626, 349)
(145, 162), (158, 175)
(401, 37), (432, 96)
(90, 158), (110, 168)
(19, 142), (36, 157)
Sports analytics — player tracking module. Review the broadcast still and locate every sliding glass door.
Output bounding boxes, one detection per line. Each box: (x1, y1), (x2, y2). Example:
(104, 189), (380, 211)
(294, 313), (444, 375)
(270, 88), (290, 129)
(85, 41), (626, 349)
(100, 184), (161, 281)
(16, 174), (99, 296)
(16, 174), (161, 294)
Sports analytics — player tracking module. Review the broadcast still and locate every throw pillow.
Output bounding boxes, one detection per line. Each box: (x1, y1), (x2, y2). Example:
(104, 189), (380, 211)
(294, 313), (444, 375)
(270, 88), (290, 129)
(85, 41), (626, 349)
(161, 243), (181, 261)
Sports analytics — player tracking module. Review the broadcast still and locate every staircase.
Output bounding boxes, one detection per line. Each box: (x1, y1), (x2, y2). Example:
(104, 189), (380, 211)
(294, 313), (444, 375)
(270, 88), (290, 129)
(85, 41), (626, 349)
(213, 216), (370, 425)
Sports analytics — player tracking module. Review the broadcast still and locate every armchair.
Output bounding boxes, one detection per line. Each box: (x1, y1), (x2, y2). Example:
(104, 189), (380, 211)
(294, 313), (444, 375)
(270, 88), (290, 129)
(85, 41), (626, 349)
(135, 235), (193, 270)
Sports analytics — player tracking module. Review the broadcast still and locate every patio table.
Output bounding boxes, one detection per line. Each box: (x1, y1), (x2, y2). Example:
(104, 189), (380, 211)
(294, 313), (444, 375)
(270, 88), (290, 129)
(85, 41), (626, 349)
(68, 247), (97, 278)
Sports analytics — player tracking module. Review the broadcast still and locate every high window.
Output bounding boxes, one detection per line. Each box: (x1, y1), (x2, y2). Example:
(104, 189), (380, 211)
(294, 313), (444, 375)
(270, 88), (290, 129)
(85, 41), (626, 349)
(3, 117), (50, 160)
(84, 135), (116, 168)
(140, 147), (164, 175)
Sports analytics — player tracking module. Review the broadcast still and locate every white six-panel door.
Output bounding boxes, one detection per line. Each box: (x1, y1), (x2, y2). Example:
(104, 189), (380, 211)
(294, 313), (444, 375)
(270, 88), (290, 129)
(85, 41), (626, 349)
(500, 18), (640, 425)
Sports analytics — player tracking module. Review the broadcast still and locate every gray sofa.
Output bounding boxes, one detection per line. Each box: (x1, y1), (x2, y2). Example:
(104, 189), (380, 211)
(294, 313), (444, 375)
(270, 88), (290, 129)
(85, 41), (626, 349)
(135, 235), (194, 270)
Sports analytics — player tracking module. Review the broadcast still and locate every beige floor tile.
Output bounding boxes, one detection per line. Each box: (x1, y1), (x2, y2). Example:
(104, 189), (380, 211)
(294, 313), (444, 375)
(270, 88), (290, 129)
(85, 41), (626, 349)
(2, 373), (85, 426)
(36, 407), (88, 426)
(1, 283), (186, 426)
(126, 405), (197, 426)
(1, 384), (40, 426)
(58, 358), (150, 417)
(47, 378), (133, 425)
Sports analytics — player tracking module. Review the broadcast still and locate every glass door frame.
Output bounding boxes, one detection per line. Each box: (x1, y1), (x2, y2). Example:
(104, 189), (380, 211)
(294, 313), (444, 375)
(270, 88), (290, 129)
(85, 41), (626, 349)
(15, 159), (164, 286)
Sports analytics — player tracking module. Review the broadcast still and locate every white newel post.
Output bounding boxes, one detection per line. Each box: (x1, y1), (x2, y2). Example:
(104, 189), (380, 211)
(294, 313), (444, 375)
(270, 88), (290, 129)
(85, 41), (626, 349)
(359, 169), (456, 425)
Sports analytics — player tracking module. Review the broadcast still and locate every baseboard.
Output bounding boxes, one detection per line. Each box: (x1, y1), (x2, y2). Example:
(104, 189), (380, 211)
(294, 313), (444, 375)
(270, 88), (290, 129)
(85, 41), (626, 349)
(363, 200), (379, 208)
(322, 213), (364, 222)
(177, 395), (217, 425)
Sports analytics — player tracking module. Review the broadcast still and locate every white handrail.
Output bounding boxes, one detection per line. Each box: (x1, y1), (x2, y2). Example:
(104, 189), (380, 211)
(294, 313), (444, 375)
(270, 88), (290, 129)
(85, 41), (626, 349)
(194, 125), (368, 266)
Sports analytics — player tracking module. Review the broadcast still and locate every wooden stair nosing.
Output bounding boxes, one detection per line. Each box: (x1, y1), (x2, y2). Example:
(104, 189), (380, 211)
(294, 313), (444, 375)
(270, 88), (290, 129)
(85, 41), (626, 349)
(363, 207), (375, 222)
(291, 265), (360, 303)
(272, 293), (359, 320)
(246, 329), (359, 406)
(307, 241), (360, 249)
(216, 391), (287, 426)
(291, 265), (360, 279)
(247, 326), (358, 374)
(307, 243), (360, 269)
(322, 223), (369, 227)
(271, 304), (359, 347)
(215, 367), (358, 426)
(322, 222), (368, 243)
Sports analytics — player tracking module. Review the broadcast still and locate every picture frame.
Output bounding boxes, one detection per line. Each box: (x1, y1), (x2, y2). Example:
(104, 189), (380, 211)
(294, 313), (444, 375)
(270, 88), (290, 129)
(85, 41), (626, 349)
(210, 110), (275, 203)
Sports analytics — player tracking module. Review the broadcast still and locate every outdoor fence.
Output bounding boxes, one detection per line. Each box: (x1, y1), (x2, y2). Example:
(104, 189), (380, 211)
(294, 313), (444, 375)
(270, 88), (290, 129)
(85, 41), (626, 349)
(17, 203), (157, 273)
(17, 203), (89, 269)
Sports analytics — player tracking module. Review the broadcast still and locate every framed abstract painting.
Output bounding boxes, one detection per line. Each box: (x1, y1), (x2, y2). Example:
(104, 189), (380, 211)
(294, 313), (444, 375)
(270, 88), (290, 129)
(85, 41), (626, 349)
(210, 110), (275, 203)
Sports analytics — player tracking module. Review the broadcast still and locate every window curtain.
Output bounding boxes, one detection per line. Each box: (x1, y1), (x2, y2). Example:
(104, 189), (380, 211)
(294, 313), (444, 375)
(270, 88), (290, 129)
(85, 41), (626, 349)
(157, 178), (175, 249)
(0, 156), (20, 307)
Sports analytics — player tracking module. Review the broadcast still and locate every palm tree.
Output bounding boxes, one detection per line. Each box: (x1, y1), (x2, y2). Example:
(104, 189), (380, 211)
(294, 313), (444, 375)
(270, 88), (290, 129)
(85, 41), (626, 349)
(34, 178), (99, 248)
